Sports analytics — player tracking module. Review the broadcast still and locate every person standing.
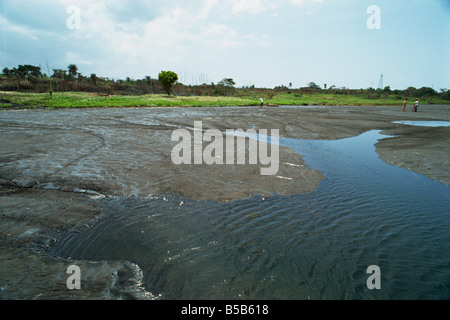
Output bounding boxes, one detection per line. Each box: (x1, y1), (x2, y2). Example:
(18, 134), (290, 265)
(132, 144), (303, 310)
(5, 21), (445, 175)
(403, 98), (408, 112)
(412, 99), (419, 112)
(260, 98), (264, 108)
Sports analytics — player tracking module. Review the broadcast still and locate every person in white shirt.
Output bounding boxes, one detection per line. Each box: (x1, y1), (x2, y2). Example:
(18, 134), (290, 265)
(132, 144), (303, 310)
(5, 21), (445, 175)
(412, 99), (419, 112)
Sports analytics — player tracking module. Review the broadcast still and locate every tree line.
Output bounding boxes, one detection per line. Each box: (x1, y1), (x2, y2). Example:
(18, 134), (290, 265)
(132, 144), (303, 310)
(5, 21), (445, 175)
(1, 64), (449, 100)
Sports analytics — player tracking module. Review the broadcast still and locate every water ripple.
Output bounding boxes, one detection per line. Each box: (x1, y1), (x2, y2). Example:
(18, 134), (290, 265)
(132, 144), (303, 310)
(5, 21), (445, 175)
(49, 130), (450, 299)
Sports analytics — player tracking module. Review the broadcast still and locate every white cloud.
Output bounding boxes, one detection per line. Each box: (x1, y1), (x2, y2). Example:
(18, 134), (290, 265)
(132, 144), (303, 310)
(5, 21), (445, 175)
(202, 23), (243, 48)
(0, 16), (40, 40)
(291, 0), (323, 6)
(50, 0), (246, 78)
(199, 0), (219, 19)
(0, 0), (317, 81)
(230, 0), (277, 15)
(63, 0), (250, 60)
(2, 0), (446, 89)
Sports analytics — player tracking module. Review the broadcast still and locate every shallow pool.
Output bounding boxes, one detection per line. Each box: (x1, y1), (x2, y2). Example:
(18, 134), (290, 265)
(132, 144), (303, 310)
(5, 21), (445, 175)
(51, 130), (450, 299)
(393, 120), (450, 127)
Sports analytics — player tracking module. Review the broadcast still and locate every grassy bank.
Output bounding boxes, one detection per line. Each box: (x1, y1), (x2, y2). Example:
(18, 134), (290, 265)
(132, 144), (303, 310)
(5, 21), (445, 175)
(0, 92), (256, 108)
(1, 91), (449, 109)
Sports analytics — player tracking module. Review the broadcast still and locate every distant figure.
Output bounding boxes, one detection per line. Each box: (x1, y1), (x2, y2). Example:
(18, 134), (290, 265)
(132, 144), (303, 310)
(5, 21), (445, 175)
(260, 98), (264, 108)
(412, 99), (419, 112)
(402, 98), (408, 112)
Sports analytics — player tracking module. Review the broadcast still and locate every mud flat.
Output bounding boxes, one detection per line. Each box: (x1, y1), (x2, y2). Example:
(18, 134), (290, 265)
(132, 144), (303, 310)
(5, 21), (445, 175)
(0, 104), (449, 299)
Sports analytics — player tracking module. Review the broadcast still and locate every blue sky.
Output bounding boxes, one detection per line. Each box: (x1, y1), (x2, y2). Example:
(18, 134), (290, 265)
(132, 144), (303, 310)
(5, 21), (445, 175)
(1, 0), (449, 89)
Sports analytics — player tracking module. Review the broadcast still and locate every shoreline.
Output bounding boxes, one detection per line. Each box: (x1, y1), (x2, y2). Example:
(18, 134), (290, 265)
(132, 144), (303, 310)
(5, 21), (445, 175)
(0, 101), (442, 110)
(2, 91), (449, 110)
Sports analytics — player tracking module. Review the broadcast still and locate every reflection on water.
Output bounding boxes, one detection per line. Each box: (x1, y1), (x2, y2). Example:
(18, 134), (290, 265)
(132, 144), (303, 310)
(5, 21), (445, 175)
(393, 120), (450, 127)
(51, 130), (450, 300)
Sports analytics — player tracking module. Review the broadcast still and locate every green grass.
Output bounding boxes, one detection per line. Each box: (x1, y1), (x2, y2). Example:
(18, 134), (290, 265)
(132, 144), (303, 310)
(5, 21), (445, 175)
(0, 92), (256, 108)
(259, 91), (449, 106)
(1, 91), (448, 109)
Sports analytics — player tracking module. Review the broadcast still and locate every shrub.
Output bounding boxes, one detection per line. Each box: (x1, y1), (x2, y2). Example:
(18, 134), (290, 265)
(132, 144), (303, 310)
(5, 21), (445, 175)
(158, 71), (178, 96)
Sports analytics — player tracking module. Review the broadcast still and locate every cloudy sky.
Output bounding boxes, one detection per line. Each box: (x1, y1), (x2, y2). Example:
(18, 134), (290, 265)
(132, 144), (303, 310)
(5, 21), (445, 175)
(1, 0), (449, 89)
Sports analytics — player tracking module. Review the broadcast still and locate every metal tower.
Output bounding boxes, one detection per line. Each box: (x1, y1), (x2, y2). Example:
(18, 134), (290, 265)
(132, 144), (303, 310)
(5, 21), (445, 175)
(378, 75), (384, 90)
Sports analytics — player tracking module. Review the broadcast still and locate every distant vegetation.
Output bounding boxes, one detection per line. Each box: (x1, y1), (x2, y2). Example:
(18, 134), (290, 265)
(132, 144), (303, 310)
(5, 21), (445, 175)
(1, 64), (449, 108)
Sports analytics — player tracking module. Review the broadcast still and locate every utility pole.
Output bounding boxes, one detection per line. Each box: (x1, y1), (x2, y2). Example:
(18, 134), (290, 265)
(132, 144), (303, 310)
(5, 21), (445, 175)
(47, 62), (53, 98)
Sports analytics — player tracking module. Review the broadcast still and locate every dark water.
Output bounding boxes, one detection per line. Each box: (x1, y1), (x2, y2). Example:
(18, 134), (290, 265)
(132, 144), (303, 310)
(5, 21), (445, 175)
(51, 130), (450, 300)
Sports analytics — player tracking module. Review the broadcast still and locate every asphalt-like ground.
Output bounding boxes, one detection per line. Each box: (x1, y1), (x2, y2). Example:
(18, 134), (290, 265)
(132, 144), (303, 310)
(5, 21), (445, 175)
(0, 104), (448, 299)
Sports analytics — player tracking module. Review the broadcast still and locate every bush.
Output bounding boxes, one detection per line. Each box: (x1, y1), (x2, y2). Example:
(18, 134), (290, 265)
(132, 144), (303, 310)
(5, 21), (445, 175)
(441, 90), (450, 100)
(417, 87), (437, 98)
(404, 86), (417, 97)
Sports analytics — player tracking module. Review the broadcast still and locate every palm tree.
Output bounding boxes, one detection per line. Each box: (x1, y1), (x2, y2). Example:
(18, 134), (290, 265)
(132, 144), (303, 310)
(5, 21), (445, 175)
(90, 73), (97, 86)
(67, 64), (78, 79)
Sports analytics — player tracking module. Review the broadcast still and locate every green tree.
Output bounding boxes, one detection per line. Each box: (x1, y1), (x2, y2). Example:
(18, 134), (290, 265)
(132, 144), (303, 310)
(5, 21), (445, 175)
(10, 65), (43, 78)
(2, 67), (11, 77)
(404, 86), (417, 97)
(215, 78), (236, 96)
(308, 82), (321, 90)
(217, 78), (235, 87)
(441, 90), (450, 100)
(158, 71), (178, 96)
(90, 73), (97, 86)
(417, 87), (437, 98)
(52, 69), (66, 79)
(67, 64), (78, 79)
